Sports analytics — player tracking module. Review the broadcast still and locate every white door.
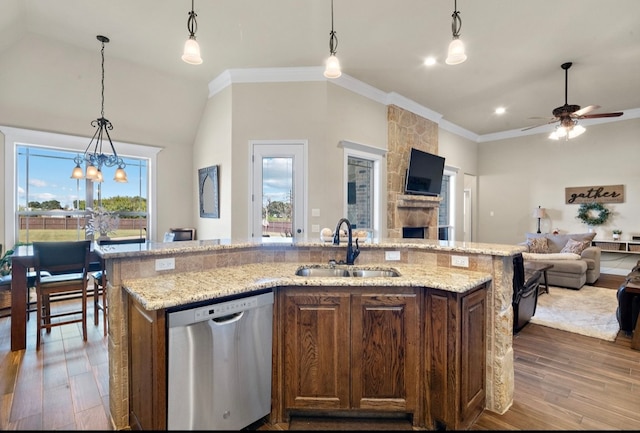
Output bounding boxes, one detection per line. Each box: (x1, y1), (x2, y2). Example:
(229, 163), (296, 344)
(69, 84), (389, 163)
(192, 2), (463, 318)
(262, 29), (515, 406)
(251, 141), (306, 241)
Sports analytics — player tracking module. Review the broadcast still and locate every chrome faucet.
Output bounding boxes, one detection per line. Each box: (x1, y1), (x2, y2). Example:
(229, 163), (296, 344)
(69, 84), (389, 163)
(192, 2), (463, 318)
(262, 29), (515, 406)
(333, 218), (360, 265)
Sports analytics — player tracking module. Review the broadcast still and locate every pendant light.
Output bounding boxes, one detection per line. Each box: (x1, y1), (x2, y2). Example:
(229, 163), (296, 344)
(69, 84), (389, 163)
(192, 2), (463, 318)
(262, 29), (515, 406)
(323, 0), (341, 79)
(182, 0), (203, 65)
(71, 35), (127, 183)
(445, 0), (467, 65)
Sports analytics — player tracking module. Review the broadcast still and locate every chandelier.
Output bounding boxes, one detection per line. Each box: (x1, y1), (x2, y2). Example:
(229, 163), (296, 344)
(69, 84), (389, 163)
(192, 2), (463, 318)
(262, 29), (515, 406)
(71, 35), (127, 183)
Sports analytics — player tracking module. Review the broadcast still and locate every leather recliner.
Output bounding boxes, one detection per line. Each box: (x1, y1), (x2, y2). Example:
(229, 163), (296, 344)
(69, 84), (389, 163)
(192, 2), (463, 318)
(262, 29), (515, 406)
(513, 253), (543, 333)
(616, 260), (640, 335)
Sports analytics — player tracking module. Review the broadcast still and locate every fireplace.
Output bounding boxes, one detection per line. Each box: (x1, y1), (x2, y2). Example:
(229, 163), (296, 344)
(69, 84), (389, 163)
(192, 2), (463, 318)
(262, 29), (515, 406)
(403, 226), (427, 239)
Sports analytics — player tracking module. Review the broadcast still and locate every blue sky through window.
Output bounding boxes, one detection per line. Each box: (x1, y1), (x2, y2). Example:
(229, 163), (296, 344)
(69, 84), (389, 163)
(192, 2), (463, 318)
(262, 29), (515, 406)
(17, 145), (147, 210)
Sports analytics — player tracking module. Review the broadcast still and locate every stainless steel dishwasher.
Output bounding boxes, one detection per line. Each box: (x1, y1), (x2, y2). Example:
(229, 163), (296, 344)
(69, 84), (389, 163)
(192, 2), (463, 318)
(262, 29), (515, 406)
(166, 290), (274, 430)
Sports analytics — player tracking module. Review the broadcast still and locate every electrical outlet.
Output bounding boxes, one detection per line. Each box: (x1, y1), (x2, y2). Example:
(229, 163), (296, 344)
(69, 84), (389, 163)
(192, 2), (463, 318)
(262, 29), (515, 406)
(311, 224), (320, 233)
(385, 251), (401, 261)
(451, 255), (469, 267)
(155, 257), (175, 271)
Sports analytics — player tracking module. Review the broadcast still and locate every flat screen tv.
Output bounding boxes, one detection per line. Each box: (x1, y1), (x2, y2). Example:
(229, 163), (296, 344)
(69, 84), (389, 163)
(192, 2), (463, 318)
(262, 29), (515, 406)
(404, 148), (445, 196)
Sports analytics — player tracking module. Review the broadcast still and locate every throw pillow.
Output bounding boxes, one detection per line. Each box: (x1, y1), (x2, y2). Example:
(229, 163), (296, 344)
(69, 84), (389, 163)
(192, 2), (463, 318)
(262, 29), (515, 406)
(526, 237), (549, 253)
(560, 238), (589, 254)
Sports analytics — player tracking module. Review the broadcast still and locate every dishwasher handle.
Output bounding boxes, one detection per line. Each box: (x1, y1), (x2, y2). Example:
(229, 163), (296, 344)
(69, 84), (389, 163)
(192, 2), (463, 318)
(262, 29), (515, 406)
(211, 311), (244, 325)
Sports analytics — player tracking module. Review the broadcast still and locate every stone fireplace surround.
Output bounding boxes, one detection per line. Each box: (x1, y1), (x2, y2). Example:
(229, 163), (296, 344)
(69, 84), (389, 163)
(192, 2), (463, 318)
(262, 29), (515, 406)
(387, 105), (441, 240)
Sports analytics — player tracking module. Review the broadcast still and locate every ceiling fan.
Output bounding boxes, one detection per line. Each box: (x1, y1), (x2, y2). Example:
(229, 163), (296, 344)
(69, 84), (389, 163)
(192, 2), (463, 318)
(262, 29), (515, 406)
(522, 62), (624, 137)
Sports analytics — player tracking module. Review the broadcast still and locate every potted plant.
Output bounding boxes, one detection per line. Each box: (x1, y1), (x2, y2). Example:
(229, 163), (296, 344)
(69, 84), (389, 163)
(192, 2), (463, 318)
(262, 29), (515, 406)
(85, 206), (120, 241)
(612, 229), (622, 241)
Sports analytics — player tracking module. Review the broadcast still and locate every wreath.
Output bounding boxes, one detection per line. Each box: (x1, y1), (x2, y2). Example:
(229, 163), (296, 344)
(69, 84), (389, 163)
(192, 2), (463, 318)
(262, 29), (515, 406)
(576, 202), (610, 226)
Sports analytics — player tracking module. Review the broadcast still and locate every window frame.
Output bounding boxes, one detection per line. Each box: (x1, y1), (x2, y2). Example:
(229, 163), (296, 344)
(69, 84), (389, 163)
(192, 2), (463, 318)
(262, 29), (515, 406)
(438, 166), (458, 241)
(2, 125), (161, 246)
(340, 140), (386, 241)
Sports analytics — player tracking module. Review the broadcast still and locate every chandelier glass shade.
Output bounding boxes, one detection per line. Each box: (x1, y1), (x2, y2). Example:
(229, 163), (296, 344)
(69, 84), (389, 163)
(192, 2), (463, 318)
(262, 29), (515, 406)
(182, 0), (202, 65)
(445, 0), (467, 65)
(323, 0), (341, 79)
(71, 35), (127, 183)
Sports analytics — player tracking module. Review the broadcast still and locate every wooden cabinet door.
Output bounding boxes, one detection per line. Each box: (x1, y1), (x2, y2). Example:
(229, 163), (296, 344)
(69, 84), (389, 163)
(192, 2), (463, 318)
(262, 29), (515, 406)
(458, 286), (486, 429)
(128, 297), (167, 430)
(350, 289), (420, 414)
(282, 289), (351, 410)
(426, 285), (487, 431)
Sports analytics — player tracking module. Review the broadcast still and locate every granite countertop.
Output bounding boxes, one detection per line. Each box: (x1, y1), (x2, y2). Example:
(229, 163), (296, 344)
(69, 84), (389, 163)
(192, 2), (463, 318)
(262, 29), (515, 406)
(123, 262), (493, 311)
(97, 237), (525, 259)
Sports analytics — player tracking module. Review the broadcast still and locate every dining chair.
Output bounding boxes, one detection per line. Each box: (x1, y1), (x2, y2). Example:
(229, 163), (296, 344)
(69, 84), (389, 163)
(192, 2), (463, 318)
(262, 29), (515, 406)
(32, 240), (91, 349)
(92, 237), (145, 335)
(169, 227), (196, 241)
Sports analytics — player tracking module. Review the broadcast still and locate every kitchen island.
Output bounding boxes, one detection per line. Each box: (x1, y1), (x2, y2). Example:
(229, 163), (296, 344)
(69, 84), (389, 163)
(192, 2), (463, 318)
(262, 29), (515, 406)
(97, 238), (525, 430)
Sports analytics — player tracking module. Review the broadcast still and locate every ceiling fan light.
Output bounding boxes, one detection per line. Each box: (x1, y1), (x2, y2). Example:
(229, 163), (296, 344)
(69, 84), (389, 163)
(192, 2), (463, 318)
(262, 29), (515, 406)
(568, 124), (586, 139)
(445, 38), (467, 65)
(324, 54), (342, 79)
(182, 37), (202, 65)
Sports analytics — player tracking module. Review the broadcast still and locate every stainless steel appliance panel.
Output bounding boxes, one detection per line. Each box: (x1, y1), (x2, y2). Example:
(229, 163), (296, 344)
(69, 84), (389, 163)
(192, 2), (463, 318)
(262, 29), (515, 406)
(167, 291), (273, 430)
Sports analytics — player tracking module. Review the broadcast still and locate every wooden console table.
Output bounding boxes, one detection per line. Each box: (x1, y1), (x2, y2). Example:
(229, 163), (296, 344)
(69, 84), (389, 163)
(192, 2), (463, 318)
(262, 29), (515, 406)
(592, 240), (640, 255)
(524, 261), (553, 295)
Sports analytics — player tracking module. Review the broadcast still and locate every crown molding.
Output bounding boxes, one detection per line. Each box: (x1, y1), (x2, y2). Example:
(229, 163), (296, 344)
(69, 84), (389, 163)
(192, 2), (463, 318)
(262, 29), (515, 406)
(207, 67), (639, 144)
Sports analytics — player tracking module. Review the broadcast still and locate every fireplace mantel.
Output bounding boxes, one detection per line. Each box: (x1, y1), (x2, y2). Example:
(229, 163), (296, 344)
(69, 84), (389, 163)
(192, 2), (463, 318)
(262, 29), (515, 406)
(397, 194), (442, 209)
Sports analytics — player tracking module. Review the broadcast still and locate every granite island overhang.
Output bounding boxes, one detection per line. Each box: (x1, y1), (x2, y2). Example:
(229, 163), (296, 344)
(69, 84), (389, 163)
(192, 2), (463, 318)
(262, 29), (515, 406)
(95, 237), (525, 430)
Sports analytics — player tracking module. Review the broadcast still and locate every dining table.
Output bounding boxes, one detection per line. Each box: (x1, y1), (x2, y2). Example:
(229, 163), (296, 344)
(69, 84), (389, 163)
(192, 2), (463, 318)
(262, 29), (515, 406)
(9, 244), (101, 351)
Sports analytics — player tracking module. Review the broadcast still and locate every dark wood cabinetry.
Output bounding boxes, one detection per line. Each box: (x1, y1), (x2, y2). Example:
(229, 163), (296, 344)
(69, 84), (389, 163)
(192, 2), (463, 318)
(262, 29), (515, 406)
(127, 282), (487, 430)
(128, 297), (167, 430)
(276, 287), (421, 419)
(426, 285), (487, 430)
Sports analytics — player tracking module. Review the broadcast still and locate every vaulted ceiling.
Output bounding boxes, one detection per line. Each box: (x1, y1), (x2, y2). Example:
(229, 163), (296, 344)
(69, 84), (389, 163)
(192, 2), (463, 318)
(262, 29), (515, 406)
(2, 0), (639, 139)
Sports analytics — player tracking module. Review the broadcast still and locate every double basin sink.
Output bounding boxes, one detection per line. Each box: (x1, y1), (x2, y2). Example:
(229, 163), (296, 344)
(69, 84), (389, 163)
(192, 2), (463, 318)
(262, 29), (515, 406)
(295, 266), (400, 278)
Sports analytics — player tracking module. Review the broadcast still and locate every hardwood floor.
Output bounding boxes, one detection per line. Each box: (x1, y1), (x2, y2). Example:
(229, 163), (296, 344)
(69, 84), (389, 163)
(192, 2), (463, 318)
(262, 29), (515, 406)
(1, 274), (638, 431)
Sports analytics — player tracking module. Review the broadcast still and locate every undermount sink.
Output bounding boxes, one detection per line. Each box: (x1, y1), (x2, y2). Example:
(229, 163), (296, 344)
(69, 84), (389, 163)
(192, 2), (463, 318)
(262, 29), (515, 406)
(295, 267), (350, 277)
(295, 266), (400, 278)
(350, 269), (400, 278)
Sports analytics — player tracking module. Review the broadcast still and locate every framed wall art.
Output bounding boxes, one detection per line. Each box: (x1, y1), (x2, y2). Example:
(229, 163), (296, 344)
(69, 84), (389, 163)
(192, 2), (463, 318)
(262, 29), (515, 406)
(199, 165), (220, 218)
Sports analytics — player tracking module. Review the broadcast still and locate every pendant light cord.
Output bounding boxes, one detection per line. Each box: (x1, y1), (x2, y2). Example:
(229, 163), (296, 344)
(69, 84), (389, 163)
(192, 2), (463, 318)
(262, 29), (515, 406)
(329, 0), (338, 55)
(451, 0), (462, 38)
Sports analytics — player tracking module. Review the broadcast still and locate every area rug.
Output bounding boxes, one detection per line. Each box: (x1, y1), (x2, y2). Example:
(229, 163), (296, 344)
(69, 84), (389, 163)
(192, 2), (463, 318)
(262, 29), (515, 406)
(530, 285), (619, 341)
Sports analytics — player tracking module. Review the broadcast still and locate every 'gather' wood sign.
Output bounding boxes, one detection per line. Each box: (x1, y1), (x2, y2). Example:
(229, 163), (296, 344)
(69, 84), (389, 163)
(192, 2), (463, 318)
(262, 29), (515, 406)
(565, 184), (624, 204)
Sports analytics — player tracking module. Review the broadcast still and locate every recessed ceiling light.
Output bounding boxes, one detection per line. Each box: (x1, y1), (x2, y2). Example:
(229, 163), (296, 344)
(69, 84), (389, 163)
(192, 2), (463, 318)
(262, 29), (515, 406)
(424, 57), (437, 66)
(495, 107), (506, 115)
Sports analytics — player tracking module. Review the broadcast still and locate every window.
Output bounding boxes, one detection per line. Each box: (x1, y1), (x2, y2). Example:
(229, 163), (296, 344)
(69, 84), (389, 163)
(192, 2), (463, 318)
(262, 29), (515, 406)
(341, 141), (385, 240)
(3, 126), (160, 246)
(347, 156), (373, 230)
(438, 168), (457, 241)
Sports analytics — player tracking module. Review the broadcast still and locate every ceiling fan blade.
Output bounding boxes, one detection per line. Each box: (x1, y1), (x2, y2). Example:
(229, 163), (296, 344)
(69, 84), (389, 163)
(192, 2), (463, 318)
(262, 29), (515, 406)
(580, 111), (624, 119)
(528, 116), (557, 120)
(521, 119), (558, 131)
(573, 105), (599, 117)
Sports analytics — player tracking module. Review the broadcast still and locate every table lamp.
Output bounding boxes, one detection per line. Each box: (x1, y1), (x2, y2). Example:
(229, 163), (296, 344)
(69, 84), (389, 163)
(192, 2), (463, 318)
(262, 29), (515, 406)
(533, 206), (547, 234)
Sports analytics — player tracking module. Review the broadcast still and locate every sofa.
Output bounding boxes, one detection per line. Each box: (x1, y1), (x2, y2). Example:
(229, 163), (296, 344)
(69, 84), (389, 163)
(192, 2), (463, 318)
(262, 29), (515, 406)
(518, 232), (601, 289)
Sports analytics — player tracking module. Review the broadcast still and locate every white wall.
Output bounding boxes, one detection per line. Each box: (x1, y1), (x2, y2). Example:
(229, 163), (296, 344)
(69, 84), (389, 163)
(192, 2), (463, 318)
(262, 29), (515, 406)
(477, 118), (640, 245)
(438, 129), (479, 241)
(0, 33), (205, 244)
(198, 80), (388, 240)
